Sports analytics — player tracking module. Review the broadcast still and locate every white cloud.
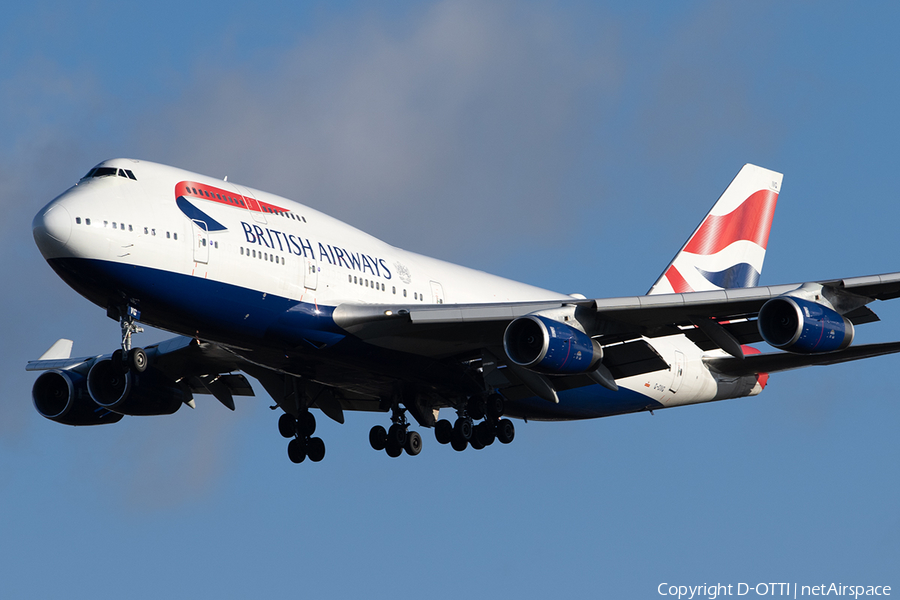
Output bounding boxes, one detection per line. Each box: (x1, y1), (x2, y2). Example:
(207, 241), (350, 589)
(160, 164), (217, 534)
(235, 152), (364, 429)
(137, 0), (617, 264)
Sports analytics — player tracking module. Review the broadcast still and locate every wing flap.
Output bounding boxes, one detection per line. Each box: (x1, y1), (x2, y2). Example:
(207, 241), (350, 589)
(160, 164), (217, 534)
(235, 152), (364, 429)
(706, 341), (900, 376)
(602, 340), (670, 379)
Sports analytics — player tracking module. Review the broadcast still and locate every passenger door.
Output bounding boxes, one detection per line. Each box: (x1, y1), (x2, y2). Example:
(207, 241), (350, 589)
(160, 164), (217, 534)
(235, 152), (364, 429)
(192, 220), (209, 264)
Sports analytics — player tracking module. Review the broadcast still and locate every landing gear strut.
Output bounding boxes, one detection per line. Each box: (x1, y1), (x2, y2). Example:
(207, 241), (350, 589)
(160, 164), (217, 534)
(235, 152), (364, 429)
(111, 305), (149, 374)
(369, 404), (422, 458)
(434, 393), (514, 452)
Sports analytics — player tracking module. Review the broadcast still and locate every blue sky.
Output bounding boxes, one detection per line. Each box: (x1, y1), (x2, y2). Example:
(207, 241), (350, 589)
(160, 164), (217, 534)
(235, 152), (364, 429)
(1, 1), (898, 598)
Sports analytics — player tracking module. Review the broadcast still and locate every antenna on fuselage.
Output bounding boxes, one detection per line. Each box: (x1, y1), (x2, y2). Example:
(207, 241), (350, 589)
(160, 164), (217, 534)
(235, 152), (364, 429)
(224, 176), (228, 181)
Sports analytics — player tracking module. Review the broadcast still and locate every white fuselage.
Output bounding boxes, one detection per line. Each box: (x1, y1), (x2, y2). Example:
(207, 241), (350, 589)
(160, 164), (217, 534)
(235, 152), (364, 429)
(34, 158), (764, 420)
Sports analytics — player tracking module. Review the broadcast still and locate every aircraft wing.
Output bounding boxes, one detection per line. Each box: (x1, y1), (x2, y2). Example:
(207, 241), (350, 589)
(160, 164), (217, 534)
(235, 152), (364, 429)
(706, 340), (900, 375)
(27, 335), (255, 410)
(333, 271), (900, 360)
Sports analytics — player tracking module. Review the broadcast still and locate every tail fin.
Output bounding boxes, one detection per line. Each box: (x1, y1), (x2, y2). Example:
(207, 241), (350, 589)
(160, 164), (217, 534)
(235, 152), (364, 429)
(647, 164), (782, 295)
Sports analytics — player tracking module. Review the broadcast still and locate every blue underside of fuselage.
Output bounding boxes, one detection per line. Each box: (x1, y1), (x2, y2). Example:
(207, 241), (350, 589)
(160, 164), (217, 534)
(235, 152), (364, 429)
(47, 257), (662, 420)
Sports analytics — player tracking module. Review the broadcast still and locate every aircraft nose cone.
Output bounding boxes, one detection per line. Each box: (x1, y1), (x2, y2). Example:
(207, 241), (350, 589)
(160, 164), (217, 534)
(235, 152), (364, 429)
(33, 203), (72, 254)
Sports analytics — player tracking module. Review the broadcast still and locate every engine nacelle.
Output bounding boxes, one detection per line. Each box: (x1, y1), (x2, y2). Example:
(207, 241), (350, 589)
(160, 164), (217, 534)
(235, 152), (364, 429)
(87, 359), (185, 416)
(758, 296), (854, 353)
(32, 370), (123, 426)
(503, 315), (602, 374)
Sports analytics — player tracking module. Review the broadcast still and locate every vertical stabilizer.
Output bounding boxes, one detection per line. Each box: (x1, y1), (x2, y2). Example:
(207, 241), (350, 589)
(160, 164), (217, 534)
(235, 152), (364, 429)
(648, 164), (782, 295)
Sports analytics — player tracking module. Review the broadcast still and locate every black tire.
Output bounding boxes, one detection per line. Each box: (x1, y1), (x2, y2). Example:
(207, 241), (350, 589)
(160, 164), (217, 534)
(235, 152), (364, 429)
(369, 425), (387, 451)
(469, 435), (485, 450)
(278, 413), (297, 438)
(434, 419), (453, 444)
(497, 418), (515, 444)
(128, 347), (148, 373)
(453, 417), (473, 441)
(385, 439), (403, 458)
(450, 434), (468, 452)
(475, 422), (495, 446)
(307, 437), (326, 462)
(486, 393), (505, 419)
(298, 411), (316, 437)
(404, 431), (422, 456)
(388, 423), (407, 447)
(467, 397), (485, 421)
(287, 438), (306, 463)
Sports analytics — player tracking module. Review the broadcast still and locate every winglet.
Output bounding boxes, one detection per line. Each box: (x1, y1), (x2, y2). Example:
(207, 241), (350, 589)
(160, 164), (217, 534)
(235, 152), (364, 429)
(39, 339), (74, 360)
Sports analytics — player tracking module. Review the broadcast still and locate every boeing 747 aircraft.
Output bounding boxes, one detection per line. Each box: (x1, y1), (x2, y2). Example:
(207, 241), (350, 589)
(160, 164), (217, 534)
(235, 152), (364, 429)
(28, 160), (900, 463)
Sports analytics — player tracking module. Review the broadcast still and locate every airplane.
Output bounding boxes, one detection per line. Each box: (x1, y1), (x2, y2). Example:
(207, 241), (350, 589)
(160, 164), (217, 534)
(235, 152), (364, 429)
(27, 159), (900, 463)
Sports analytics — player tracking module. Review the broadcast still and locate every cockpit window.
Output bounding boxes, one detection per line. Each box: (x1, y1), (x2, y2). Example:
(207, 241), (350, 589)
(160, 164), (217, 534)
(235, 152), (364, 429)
(80, 166), (138, 181)
(93, 167), (118, 178)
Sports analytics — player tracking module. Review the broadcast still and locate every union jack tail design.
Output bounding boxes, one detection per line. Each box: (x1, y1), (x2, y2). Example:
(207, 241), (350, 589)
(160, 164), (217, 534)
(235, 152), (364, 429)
(648, 164), (782, 295)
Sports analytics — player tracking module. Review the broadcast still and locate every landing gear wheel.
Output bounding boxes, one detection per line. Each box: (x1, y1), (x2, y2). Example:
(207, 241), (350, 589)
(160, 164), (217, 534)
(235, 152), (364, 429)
(385, 438), (403, 458)
(497, 418), (515, 444)
(474, 422), (495, 447)
(298, 411), (316, 437)
(128, 347), (148, 373)
(404, 431), (422, 456)
(486, 393), (505, 420)
(287, 438), (306, 463)
(453, 417), (473, 441)
(434, 419), (453, 444)
(450, 433), (468, 452)
(278, 413), (297, 438)
(467, 397), (486, 421)
(388, 423), (407, 447)
(307, 437), (326, 462)
(469, 435), (485, 450)
(369, 425), (387, 451)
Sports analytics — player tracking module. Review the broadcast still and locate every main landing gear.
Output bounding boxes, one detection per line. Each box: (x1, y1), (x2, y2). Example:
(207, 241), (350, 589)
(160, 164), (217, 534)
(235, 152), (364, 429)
(369, 404), (422, 458)
(279, 410), (326, 464)
(434, 393), (515, 452)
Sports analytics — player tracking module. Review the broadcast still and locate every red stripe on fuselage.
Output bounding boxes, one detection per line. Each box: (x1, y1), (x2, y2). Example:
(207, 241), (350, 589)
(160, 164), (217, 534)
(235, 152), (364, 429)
(683, 189), (778, 256)
(174, 181), (289, 215)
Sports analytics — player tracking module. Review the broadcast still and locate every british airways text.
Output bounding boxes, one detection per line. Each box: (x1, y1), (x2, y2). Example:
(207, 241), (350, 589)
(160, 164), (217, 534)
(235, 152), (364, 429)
(241, 222), (391, 279)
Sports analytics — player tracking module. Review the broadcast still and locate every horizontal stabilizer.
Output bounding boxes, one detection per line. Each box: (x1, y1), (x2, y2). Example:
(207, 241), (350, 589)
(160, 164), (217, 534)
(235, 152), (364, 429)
(706, 341), (900, 376)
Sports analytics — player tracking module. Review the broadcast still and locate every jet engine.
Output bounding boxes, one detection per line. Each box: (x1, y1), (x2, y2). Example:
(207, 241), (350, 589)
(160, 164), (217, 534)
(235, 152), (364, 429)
(86, 359), (185, 416)
(758, 296), (854, 353)
(503, 315), (602, 374)
(32, 369), (123, 426)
